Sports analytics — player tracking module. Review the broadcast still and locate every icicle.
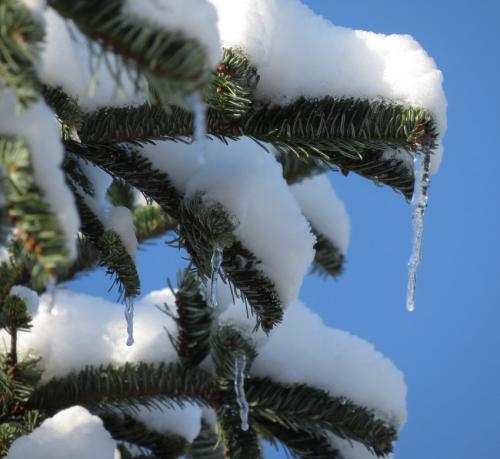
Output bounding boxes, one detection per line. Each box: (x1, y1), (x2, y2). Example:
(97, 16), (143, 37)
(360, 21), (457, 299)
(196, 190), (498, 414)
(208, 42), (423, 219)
(234, 352), (249, 431)
(406, 149), (432, 312)
(46, 274), (57, 312)
(188, 91), (207, 165)
(208, 246), (223, 308)
(124, 296), (135, 346)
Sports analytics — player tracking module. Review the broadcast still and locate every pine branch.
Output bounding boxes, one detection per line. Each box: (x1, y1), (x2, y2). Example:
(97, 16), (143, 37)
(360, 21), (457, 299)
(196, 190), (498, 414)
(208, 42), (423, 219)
(133, 204), (177, 242)
(247, 378), (397, 457)
(0, 0), (44, 107)
(187, 422), (224, 459)
(312, 231), (345, 278)
(217, 404), (263, 459)
(48, 0), (214, 105)
(72, 190), (140, 300)
(169, 269), (213, 368)
(66, 140), (284, 331)
(28, 363), (215, 414)
(258, 419), (341, 459)
(0, 137), (70, 271)
(98, 410), (188, 458)
(276, 150), (329, 185)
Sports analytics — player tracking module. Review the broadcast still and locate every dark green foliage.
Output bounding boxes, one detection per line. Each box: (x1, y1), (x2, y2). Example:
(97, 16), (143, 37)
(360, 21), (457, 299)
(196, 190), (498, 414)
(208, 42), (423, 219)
(168, 270), (213, 368)
(187, 422), (225, 459)
(107, 179), (136, 210)
(259, 420), (342, 459)
(276, 149), (329, 185)
(49, 0), (214, 106)
(207, 48), (260, 119)
(0, 0), (44, 106)
(247, 378), (396, 456)
(0, 138), (70, 271)
(312, 231), (345, 278)
(29, 363), (215, 414)
(99, 410), (188, 458)
(133, 204), (177, 242)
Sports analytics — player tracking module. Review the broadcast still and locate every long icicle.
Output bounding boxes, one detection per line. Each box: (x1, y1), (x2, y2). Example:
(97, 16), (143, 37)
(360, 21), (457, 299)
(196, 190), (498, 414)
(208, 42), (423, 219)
(208, 246), (223, 308)
(189, 91), (207, 164)
(234, 352), (249, 431)
(406, 148), (432, 312)
(124, 296), (135, 346)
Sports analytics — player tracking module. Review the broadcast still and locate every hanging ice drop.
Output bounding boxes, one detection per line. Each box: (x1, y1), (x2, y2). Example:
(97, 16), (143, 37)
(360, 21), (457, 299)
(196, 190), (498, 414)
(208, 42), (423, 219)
(234, 352), (249, 431)
(124, 296), (135, 346)
(208, 246), (223, 308)
(46, 274), (57, 312)
(406, 149), (432, 312)
(189, 91), (207, 165)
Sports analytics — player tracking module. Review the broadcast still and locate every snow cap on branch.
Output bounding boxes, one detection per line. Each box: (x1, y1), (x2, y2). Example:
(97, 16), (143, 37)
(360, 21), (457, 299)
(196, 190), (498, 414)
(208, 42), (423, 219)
(210, 0), (447, 172)
(291, 175), (350, 255)
(141, 137), (316, 306)
(6, 406), (119, 459)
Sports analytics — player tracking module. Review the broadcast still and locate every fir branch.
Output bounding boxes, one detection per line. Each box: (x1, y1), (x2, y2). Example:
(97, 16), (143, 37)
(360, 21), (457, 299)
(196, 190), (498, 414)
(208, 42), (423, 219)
(217, 404), (263, 459)
(0, 137), (70, 271)
(247, 378), (397, 456)
(312, 231), (345, 278)
(98, 410), (188, 458)
(67, 140), (285, 332)
(170, 269), (213, 368)
(258, 419), (341, 459)
(133, 204), (177, 242)
(0, 0), (44, 107)
(28, 363), (215, 414)
(48, 0), (214, 105)
(276, 149), (329, 185)
(187, 422), (224, 459)
(107, 179), (136, 210)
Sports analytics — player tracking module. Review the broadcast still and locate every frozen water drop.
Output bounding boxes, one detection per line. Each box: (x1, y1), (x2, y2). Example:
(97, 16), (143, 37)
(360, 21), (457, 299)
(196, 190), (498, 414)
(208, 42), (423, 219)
(124, 296), (135, 346)
(406, 149), (431, 312)
(188, 91), (207, 165)
(234, 352), (249, 431)
(208, 246), (223, 308)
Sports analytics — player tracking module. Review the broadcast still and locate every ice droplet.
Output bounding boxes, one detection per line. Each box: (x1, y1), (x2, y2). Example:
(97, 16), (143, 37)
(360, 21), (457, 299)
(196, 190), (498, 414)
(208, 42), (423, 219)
(208, 246), (223, 308)
(189, 91), (207, 165)
(124, 296), (135, 346)
(234, 352), (249, 431)
(46, 275), (57, 312)
(406, 149), (431, 312)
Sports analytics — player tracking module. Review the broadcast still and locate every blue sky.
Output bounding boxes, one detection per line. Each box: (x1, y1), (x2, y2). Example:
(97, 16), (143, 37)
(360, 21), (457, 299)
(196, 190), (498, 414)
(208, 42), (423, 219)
(70, 1), (500, 457)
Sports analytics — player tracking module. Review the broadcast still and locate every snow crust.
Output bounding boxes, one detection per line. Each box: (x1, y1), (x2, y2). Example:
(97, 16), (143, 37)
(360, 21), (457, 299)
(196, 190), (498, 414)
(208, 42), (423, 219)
(132, 403), (202, 442)
(123, 0), (222, 68)
(9, 285), (39, 318)
(107, 206), (138, 261)
(6, 406), (118, 459)
(291, 175), (350, 255)
(4, 289), (178, 379)
(140, 138), (315, 306)
(220, 298), (407, 428)
(0, 90), (79, 259)
(37, 9), (146, 110)
(210, 0), (447, 172)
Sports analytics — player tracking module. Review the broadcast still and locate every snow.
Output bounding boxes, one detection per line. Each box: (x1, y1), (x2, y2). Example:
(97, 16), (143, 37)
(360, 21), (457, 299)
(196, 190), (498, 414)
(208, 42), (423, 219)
(107, 206), (138, 261)
(5, 406), (118, 459)
(18, 0), (46, 21)
(9, 286), (39, 318)
(37, 9), (146, 111)
(291, 175), (350, 255)
(1, 289), (178, 379)
(232, 300), (406, 428)
(131, 403), (203, 442)
(329, 434), (393, 459)
(140, 137), (315, 306)
(0, 89), (79, 259)
(78, 159), (112, 204)
(123, 0), (222, 68)
(210, 0), (447, 172)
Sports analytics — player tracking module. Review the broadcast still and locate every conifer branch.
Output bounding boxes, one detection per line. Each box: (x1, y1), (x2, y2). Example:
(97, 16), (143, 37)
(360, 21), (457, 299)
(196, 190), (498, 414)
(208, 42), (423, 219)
(247, 378), (397, 457)
(187, 422), (224, 459)
(48, 0), (214, 105)
(29, 363), (215, 414)
(312, 231), (345, 278)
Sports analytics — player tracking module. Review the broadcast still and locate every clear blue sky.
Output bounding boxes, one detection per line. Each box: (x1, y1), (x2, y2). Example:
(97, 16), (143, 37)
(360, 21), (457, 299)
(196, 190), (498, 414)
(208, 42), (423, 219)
(70, 1), (500, 457)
